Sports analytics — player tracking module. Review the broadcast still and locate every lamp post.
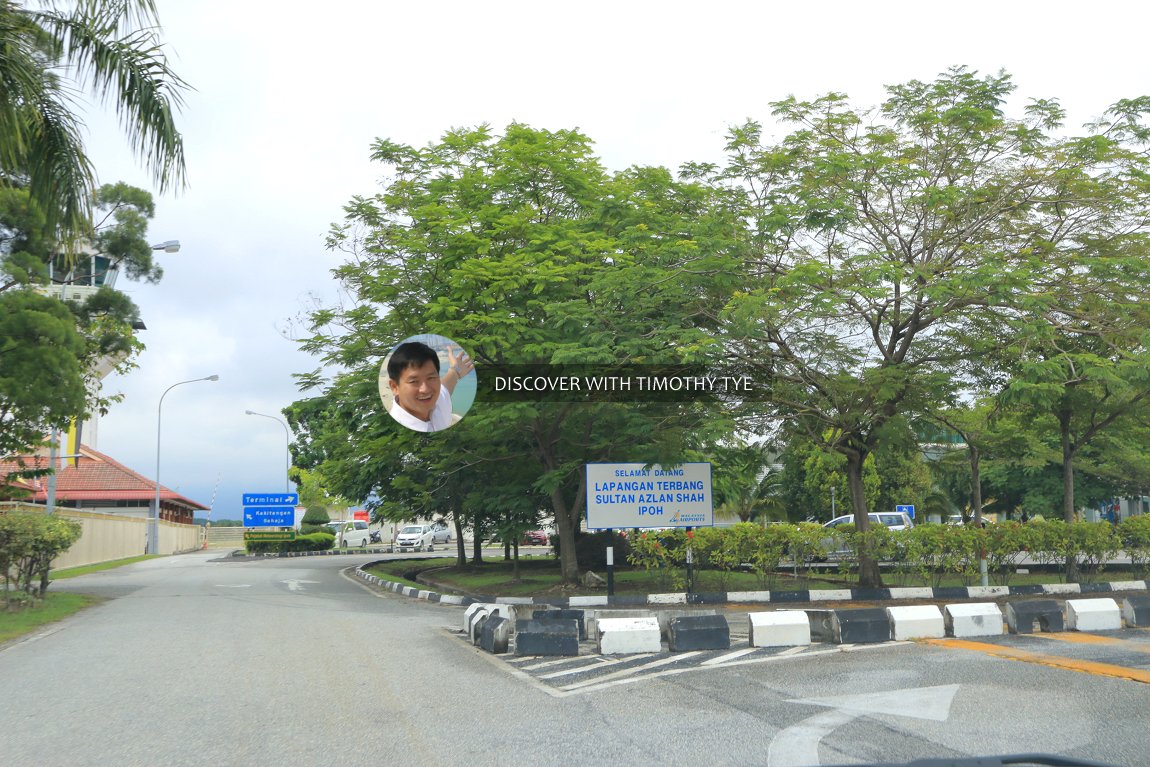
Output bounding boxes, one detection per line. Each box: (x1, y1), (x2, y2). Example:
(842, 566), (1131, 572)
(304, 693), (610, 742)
(150, 375), (219, 555)
(245, 410), (291, 493)
(151, 240), (181, 253)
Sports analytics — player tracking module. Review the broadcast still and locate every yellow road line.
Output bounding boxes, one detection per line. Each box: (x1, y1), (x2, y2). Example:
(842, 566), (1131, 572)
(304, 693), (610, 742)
(1034, 631), (1150, 652)
(924, 638), (1150, 685)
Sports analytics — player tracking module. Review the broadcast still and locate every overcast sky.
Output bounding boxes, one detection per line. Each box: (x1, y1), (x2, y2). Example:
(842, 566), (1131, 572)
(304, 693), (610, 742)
(80, 0), (1150, 520)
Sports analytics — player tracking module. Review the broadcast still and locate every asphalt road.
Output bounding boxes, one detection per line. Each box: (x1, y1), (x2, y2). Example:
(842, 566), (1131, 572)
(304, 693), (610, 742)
(2, 550), (1146, 767)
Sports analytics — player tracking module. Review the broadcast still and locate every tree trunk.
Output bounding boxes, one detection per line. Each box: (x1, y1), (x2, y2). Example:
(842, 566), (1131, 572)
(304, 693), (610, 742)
(1059, 409), (1079, 582)
(970, 445), (983, 525)
(471, 506), (483, 564)
(846, 450), (883, 588)
(452, 507), (466, 567)
(552, 487), (579, 585)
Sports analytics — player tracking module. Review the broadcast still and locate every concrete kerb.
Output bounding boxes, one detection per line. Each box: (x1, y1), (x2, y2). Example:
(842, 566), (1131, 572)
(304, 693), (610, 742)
(351, 565), (1150, 656)
(350, 564), (1150, 615)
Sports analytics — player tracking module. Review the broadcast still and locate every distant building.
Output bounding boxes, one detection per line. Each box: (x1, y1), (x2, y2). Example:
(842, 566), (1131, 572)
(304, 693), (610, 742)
(1, 443), (207, 525)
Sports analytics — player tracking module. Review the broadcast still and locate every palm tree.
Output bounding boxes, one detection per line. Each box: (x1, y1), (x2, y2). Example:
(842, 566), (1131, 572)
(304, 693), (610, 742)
(0, 0), (187, 249)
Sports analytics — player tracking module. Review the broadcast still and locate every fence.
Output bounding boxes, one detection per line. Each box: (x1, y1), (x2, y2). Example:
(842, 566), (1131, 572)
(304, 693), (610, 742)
(0, 502), (204, 569)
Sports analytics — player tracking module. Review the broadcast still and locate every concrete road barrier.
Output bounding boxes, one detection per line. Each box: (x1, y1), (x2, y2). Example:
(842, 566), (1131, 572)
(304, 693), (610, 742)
(585, 609), (657, 642)
(831, 607), (891, 644)
(748, 611), (811, 647)
(1066, 597), (1121, 631)
(514, 619), (581, 657)
(479, 615), (510, 654)
(532, 609), (587, 639)
(1122, 594), (1150, 627)
(1006, 599), (1064, 634)
(597, 616), (662, 654)
(944, 603), (1004, 638)
(887, 605), (945, 640)
(668, 614), (730, 652)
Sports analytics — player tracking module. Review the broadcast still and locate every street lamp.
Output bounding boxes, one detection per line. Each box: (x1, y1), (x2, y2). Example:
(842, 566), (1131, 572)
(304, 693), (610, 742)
(151, 240), (180, 253)
(244, 410), (291, 493)
(150, 375), (219, 555)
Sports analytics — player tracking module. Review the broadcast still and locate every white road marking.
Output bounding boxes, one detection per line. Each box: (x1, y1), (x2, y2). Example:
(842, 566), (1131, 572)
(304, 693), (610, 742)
(701, 647), (759, 666)
(281, 579), (320, 592)
(559, 651), (703, 691)
(768, 684), (961, 767)
(538, 657), (626, 679)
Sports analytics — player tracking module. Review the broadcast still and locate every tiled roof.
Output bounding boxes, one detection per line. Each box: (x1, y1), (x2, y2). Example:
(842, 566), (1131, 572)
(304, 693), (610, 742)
(0, 444), (208, 511)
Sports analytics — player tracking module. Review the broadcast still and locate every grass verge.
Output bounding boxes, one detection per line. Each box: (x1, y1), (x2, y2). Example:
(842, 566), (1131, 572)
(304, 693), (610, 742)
(51, 555), (159, 580)
(0, 592), (102, 644)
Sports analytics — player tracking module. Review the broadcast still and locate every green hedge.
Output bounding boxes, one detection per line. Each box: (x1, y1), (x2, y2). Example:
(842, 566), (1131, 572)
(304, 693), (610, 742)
(626, 518), (1150, 588)
(244, 532), (335, 554)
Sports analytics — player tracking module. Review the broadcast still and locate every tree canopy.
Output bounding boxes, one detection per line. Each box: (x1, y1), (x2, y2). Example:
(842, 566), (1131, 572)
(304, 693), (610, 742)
(0, 0), (187, 248)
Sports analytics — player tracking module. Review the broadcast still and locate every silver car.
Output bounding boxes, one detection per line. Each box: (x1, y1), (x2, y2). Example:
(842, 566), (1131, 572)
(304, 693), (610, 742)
(431, 523), (452, 544)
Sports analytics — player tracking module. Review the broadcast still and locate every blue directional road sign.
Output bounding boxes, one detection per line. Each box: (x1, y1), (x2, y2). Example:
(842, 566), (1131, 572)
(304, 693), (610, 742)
(242, 492), (299, 528)
(896, 504), (916, 519)
(243, 506), (295, 527)
(243, 493), (298, 506)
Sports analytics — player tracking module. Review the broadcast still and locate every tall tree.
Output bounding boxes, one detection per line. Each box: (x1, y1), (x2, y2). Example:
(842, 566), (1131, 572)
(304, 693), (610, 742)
(299, 123), (740, 585)
(715, 68), (1150, 587)
(0, 0), (187, 247)
(0, 181), (162, 457)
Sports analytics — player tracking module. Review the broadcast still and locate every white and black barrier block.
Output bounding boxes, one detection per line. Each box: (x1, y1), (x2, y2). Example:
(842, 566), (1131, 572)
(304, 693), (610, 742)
(1122, 594), (1150, 627)
(668, 614), (730, 652)
(831, 607), (891, 644)
(533, 609), (587, 639)
(1066, 598), (1121, 631)
(466, 607), (491, 645)
(887, 605), (945, 640)
(597, 616), (662, 654)
(585, 609), (656, 642)
(463, 603), (488, 634)
(515, 619), (581, 656)
(1006, 599), (1064, 634)
(944, 603), (1004, 638)
(479, 616), (510, 654)
(748, 611), (811, 647)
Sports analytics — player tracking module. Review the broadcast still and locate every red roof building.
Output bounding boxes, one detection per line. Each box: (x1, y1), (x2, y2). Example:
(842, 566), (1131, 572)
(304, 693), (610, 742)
(0, 444), (206, 525)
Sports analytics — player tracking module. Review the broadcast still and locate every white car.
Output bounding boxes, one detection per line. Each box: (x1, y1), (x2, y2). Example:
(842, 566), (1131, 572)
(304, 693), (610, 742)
(820, 512), (913, 558)
(395, 524), (436, 552)
(824, 512), (914, 532)
(328, 520), (372, 548)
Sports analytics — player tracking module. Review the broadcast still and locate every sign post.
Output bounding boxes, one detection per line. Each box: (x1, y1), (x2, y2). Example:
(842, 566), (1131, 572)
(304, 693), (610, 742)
(606, 529), (615, 597)
(896, 504), (915, 520)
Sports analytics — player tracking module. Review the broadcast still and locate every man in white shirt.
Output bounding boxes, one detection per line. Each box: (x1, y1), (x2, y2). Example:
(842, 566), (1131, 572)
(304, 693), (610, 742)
(385, 341), (472, 432)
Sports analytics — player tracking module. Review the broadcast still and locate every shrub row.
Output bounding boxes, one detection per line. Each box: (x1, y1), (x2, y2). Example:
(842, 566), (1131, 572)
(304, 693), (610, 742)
(626, 517), (1150, 588)
(0, 511), (82, 608)
(243, 532), (335, 554)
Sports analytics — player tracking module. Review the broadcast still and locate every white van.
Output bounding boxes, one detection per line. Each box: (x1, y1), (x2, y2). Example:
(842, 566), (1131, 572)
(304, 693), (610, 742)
(328, 520), (372, 548)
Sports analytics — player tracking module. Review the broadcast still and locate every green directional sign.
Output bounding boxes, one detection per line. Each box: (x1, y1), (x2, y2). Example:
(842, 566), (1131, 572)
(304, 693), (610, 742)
(243, 531), (297, 542)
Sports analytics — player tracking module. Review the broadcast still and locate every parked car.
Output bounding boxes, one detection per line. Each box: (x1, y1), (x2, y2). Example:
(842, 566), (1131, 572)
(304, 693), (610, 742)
(820, 512), (914, 558)
(328, 520), (372, 548)
(824, 512), (914, 532)
(521, 529), (549, 546)
(431, 523), (452, 545)
(395, 524), (436, 552)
